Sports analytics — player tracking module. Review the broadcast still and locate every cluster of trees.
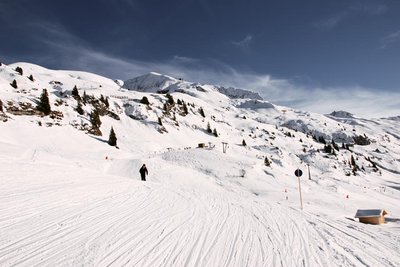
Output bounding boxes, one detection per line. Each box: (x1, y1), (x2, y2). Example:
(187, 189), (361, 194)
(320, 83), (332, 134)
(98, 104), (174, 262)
(353, 134), (370, 146)
(365, 156), (379, 172)
(162, 94), (175, 115)
(176, 98), (188, 115)
(314, 135), (326, 144)
(206, 122), (218, 137)
(9, 67), (34, 87)
(6, 76), (120, 145)
(323, 140), (340, 155)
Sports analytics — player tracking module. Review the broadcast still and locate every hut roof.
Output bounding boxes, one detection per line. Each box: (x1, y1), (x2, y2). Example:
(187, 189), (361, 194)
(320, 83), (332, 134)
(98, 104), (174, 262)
(355, 209), (387, 218)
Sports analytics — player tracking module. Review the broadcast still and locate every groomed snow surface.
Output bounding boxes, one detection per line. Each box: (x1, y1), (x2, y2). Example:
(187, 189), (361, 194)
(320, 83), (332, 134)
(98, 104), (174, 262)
(0, 62), (399, 266)
(1, 122), (399, 267)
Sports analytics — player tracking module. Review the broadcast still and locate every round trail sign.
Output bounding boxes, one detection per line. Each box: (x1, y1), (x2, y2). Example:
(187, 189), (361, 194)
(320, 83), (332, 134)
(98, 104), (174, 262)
(295, 169), (303, 177)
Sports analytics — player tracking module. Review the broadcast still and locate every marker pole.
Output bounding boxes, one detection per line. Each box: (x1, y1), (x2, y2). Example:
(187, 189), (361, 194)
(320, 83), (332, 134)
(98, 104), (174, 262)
(298, 176), (303, 210)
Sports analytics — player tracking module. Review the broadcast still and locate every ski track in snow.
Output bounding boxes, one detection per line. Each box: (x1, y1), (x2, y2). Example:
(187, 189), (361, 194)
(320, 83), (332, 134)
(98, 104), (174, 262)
(1, 155), (399, 267)
(1, 62), (400, 266)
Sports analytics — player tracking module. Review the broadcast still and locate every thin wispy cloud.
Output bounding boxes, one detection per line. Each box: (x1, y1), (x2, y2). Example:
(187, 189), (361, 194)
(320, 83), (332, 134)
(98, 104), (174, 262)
(315, 12), (348, 29)
(232, 35), (253, 49)
(18, 20), (400, 118)
(380, 30), (400, 49)
(358, 3), (387, 15)
(315, 3), (387, 29)
(274, 86), (400, 118)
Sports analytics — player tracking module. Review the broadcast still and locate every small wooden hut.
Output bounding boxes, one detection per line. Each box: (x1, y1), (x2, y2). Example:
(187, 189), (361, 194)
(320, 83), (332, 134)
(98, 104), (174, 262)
(355, 209), (388, 225)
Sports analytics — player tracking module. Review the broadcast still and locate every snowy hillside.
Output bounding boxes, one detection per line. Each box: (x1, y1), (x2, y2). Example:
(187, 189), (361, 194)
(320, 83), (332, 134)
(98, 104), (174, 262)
(0, 61), (399, 266)
(124, 72), (263, 100)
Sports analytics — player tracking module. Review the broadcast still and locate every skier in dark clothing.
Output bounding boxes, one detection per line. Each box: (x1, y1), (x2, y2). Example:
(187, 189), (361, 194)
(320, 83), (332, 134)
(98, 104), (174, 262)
(139, 164), (148, 181)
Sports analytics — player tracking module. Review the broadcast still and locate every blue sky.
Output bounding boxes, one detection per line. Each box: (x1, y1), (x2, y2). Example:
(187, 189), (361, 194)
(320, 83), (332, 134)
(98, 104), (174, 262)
(1, 0), (400, 117)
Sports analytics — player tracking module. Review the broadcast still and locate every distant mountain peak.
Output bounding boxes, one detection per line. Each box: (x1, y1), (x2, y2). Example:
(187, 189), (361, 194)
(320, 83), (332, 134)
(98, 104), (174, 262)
(328, 110), (354, 118)
(123, 72), (178, 93)
(123, 72), (262, 100)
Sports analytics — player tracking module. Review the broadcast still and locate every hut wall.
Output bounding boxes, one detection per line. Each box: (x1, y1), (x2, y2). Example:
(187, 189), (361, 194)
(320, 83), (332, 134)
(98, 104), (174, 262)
(359, 217), (382, 225)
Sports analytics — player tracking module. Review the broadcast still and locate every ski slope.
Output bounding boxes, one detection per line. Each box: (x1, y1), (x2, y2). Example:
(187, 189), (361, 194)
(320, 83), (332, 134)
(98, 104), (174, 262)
(1, 62), (400, 266)
(0, 124), (399, 266)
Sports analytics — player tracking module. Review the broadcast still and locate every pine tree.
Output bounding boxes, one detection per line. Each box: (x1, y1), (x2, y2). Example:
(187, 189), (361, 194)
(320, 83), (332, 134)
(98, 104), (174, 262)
(75, 99), (84, 115)
(158, 117), (163, 126)
(108, 127), (117, 147)
(199, 107), (205, 117)
(99, 94), (109, 107)
(90, 108), (102, 129)
(72, 85), (81, 100)
(332, 140), (339, 151)
(264, 156), (271, 166)
(15, 66), (23, 75)
(166, 93), (174, 105)
(82, 91), (88, 104)
(182, 102), (188, 115)
(10, 79), (17, 89)
(163, 103), (171, 116)
(242, 139), (247, 146)
(207, 122), (212, 133)
(350, 154), (359, 175)
(213, 128), (218, 137)
(140, 96), (150, 105)
(99, 94), (105, 103)
(352, 165), (358, 176)
(324, 144), (332, 154)
(350, 154), (356, 166)
(28, 74), (34, 81)
(37, 89), (51, 115)
(318, 136), (326, 144)
(0, 99), (3, 112)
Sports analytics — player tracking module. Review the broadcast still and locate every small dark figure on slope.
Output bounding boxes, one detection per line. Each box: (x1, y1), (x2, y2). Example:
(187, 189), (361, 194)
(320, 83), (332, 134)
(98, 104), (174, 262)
(139, 164), (148, 181)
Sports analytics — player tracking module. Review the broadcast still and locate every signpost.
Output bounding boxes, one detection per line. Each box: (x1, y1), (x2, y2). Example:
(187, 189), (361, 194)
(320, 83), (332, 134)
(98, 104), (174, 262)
(222, 142), (228, 153)
(295, 168), (304, 210)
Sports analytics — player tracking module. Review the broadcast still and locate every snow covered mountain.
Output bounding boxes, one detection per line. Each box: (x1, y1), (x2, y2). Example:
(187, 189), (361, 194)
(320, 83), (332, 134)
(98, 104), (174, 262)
(1, 61), (399, 266)
(124, 71), (263, 100)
